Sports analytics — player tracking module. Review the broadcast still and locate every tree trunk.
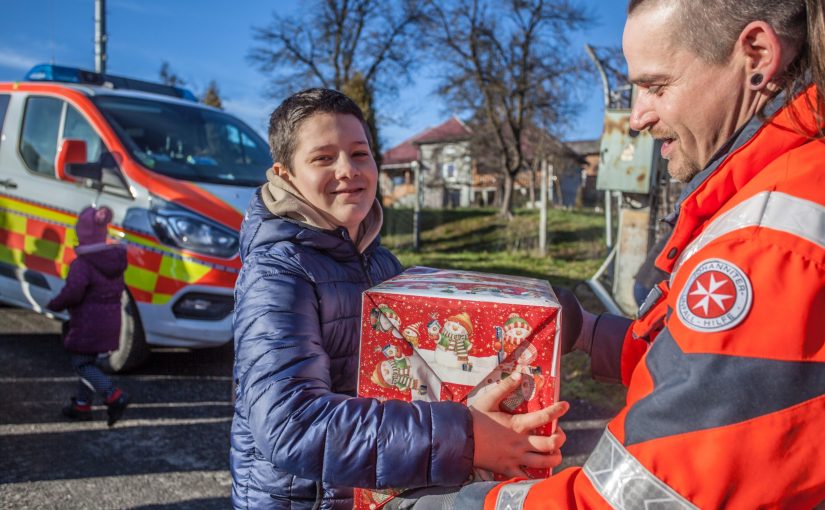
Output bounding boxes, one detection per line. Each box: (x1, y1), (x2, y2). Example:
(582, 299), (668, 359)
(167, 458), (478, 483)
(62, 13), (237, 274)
(528, 164), (536, 207)
(500, 172), (515, 218)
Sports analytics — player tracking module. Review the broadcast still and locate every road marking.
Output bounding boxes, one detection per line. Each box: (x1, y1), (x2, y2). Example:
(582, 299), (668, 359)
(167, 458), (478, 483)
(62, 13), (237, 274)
(0, 470), (231, 508)
(0, 416), (232, 436)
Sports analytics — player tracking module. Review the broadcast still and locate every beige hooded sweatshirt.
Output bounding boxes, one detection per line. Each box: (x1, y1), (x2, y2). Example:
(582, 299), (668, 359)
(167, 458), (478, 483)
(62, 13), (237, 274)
(259, 168), (383, 254)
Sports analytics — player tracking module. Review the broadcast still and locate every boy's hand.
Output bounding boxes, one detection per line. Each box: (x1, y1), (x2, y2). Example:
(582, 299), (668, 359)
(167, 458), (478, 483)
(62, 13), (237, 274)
(469, 372), (569, 478)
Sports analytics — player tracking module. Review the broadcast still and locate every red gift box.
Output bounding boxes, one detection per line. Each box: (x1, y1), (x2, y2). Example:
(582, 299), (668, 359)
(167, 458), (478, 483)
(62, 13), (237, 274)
(355, 266), (562, 510)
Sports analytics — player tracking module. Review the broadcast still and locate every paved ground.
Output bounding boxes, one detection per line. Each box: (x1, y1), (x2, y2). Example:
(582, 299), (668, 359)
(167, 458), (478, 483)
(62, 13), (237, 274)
(0, 304), (614, 509)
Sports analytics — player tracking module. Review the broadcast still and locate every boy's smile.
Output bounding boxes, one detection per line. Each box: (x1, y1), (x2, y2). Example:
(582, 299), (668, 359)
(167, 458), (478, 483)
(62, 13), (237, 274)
(275, 112), (378, 241)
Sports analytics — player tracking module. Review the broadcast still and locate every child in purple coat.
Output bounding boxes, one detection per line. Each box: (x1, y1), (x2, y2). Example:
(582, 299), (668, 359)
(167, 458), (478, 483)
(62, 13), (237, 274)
(47, 205), (131, 426)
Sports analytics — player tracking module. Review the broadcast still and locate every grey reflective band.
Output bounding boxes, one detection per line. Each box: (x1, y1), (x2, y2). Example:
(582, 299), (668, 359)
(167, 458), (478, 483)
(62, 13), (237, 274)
(583, 429), (698, 510)
(493, 479), (541, 510)
(673, 191), (825, 278)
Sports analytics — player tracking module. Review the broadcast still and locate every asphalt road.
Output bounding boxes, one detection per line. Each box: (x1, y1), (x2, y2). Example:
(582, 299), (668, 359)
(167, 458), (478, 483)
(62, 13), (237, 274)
(0, 304), (612, 509)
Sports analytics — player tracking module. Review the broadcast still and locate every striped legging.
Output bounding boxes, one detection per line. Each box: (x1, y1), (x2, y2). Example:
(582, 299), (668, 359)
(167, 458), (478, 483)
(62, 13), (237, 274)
(69, 353), (115, 404)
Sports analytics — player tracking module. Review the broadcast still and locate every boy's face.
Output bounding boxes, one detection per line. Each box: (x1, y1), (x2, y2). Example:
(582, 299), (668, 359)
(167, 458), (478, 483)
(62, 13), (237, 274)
(275, 112), (377, 240)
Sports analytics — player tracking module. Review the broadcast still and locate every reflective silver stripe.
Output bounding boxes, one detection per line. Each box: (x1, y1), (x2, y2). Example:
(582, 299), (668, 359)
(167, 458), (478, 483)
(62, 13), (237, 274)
(673, 191), (825, 278)
(583, 429), (698, 510)
(493, 479), (541, 510)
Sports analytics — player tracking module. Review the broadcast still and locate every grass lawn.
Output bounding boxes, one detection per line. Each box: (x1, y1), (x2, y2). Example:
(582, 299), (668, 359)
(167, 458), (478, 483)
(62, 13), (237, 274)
(382, 207), (628, 412)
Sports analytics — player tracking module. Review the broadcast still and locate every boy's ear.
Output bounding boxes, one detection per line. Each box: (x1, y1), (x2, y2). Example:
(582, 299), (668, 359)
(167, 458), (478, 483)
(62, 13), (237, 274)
(272, 162), (290, 180)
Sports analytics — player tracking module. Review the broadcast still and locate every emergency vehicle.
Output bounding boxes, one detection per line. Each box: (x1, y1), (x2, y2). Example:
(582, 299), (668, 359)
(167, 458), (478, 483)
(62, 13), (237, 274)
(0, 64), (271, 371)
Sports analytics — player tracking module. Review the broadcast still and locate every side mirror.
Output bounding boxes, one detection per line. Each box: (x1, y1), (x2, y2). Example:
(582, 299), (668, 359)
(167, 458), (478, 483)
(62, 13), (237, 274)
(54, 139), (88, 182)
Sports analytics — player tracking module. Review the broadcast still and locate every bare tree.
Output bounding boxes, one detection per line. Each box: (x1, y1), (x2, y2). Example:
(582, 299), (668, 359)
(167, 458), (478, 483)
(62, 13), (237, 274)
(159, 61), (186, 87)
(248, 0), (426, 163)
(425, 0), (590, 217)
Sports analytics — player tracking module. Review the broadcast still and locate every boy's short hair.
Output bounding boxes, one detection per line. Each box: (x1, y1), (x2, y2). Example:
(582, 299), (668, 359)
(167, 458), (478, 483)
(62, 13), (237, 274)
(268, 88), (372, 171)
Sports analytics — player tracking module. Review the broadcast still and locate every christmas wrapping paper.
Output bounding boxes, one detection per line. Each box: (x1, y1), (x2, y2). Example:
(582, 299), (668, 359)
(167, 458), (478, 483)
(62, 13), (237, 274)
(355, 266), (562, 510)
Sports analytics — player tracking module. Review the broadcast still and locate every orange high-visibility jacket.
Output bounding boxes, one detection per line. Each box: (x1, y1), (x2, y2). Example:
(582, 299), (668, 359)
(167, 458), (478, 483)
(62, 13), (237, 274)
(483, 88), (825, 509)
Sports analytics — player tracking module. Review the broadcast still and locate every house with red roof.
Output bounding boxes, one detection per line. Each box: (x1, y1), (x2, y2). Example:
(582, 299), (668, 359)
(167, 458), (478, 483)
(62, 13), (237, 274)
(381, 116), (476, 208)
(380, 116), (593, 209)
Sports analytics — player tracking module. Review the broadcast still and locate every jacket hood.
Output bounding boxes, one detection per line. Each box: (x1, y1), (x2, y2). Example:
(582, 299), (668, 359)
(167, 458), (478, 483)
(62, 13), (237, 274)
(240, 172), (384, 262)
(76, 244), (128, 278)
(241, 188), (386, 263)
(260, 169), (382, 253)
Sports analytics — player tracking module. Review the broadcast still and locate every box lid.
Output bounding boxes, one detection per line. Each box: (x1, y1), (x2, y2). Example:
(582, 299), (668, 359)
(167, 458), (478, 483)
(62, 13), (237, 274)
(366, 266), (558, 307)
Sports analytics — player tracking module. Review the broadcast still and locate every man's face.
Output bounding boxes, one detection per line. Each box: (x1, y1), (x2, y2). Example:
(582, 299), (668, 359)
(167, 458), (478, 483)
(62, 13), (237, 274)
(623, 4), (746, 182)
(279, 112), (377, 238)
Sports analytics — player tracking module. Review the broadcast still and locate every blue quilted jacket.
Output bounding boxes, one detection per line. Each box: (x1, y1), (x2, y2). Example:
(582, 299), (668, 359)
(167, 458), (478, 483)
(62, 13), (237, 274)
(230, 191), (474, 509)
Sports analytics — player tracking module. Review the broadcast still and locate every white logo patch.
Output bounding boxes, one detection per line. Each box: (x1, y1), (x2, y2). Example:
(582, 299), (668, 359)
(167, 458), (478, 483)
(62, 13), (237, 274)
(677, 258), (752, 332)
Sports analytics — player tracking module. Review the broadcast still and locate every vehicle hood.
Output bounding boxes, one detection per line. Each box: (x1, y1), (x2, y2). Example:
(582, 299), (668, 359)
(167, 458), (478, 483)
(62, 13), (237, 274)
(191, 182), (258, 215)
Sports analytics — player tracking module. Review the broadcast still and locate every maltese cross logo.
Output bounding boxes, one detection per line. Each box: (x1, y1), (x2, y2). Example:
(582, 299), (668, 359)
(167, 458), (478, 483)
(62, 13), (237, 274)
(677, 258), (752, 332)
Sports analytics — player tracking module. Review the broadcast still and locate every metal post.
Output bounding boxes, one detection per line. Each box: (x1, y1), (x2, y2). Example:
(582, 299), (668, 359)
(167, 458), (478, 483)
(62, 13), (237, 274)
(605, 190), (613, 248)
(412, 161), (421, 251)
(94, 0), (107, 74)
(538, 158), (548, 256)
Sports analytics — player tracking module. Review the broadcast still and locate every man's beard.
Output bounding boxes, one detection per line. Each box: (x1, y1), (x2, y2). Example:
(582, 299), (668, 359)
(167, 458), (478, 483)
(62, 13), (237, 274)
(653, 130), (702, 183)
(667, 145), (702, 183)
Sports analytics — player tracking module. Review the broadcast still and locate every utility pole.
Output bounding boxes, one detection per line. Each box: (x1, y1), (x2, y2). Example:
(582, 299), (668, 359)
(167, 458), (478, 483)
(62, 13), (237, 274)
(538, 158), (548, 256)
(412, 160), (421, 251)
(94, 0), (107, 74)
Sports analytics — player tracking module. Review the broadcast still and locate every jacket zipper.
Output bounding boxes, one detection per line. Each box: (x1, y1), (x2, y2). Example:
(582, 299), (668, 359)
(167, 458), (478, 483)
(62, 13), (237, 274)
(339, 228), (374, 287)
(360, 252), (374, 287)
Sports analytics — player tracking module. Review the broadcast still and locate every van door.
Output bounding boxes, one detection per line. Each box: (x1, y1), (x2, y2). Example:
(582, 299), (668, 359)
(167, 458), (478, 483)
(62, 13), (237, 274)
(0, 92), (133, 313)
(0, 92), (27, 307)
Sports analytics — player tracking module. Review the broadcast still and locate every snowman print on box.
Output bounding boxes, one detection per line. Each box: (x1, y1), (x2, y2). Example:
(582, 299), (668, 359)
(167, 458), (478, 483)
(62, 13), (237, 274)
(370, 344), (422, 394)
(370, 303), (403, 339)
(433, 312), (474, 370)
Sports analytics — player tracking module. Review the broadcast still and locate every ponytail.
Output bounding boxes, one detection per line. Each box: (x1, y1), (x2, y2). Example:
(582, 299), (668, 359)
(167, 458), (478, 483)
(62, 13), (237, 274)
(805, 0), (825, 135)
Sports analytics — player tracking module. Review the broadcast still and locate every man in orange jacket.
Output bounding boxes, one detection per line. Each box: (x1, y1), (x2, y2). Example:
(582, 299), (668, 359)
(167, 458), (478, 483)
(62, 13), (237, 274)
(390, 0), (825, 508)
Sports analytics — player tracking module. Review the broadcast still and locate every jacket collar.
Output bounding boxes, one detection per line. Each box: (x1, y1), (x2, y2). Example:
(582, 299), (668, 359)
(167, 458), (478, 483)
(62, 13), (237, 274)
(656, 85), (822, 273)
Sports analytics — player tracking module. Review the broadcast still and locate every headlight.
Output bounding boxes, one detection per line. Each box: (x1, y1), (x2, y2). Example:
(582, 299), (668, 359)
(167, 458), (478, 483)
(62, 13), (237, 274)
(148, 198), (239, 258)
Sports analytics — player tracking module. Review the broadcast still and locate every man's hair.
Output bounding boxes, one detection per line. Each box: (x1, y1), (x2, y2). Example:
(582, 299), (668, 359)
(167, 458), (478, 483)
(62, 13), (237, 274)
(628, 0), (824, 135)
(628, 0), (807, 65)
(267, 88), (371, 170)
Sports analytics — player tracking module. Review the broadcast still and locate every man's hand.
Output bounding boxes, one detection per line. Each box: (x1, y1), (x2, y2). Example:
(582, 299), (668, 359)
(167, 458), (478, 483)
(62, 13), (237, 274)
(469, 372), (569, 478)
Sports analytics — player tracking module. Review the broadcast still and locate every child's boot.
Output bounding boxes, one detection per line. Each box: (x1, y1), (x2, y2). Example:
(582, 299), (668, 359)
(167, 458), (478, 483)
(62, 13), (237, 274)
(62, 398), (92, 421)
(105, 388), (131, 427)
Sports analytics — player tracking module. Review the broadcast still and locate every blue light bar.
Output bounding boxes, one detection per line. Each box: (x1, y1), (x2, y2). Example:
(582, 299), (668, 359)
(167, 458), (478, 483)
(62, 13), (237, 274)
(24, 64), (198, 102)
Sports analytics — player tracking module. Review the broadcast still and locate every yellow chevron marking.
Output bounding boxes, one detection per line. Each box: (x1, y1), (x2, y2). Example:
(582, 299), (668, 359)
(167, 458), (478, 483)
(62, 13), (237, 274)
(124, 265), (157, 293)
(159, 255), (211, 282)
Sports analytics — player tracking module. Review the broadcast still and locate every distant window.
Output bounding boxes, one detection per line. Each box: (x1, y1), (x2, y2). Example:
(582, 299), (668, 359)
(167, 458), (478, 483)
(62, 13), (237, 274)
(442, 163), (455, 179)
(64, 105), (105, 163)
(392, 176), (405, 186)
(20, 96), (63, 175)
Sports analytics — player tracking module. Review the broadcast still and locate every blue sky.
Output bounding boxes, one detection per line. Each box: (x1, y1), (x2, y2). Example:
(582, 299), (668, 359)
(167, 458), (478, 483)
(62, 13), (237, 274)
(0, 0), (628, 149)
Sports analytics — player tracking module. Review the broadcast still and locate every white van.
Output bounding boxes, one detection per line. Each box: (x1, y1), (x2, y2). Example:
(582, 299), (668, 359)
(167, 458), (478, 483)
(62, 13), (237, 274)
(0, 64), (270, 371)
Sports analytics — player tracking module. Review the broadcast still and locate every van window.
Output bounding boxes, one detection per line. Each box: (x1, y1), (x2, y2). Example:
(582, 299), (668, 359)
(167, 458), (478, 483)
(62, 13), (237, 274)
(0, 94), (10, 145)
(93, 95), (271, 187)
(64, 105), (104, 163)
(20, 96), (63, 175)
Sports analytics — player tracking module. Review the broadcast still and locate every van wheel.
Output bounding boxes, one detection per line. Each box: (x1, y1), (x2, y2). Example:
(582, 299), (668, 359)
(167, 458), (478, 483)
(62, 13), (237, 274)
(101, 291), (150, 373)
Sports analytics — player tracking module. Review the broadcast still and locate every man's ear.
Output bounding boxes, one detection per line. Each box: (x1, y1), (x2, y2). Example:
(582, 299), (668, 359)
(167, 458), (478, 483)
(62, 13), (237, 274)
(737, 20), (784, 90)
(272, 162), (290, 180)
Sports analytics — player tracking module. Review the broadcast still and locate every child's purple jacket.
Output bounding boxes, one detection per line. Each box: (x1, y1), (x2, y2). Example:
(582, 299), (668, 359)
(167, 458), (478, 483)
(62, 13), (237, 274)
(47, 244), (128, 354)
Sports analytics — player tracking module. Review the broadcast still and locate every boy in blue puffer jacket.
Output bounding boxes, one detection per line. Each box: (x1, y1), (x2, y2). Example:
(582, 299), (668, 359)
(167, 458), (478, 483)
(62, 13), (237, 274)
(230, 88), (570, 510)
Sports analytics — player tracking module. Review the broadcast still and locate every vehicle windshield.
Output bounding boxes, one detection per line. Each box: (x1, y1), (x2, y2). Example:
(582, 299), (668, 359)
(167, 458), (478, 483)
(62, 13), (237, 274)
(93, 95), (271, 187)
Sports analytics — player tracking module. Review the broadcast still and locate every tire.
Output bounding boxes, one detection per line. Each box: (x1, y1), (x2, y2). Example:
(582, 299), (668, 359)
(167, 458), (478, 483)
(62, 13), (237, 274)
(100, 290), (150, 373)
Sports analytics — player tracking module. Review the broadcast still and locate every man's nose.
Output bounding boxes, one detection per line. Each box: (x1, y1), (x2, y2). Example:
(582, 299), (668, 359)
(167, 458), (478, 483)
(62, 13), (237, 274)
(629, 94), (658, 132)
(335, 155), (360, 179)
